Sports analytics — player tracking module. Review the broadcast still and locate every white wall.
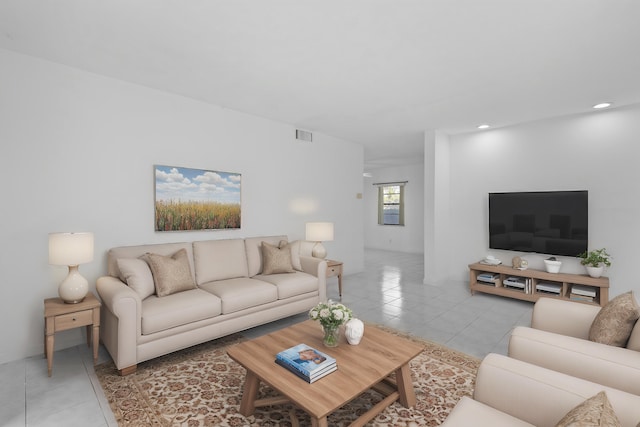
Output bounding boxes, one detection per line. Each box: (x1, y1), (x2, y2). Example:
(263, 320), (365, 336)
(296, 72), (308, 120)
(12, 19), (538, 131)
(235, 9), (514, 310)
(363, 163), (424, 253)
(0, 48), (364, 364)
(443, 104), (640, 297)
(424, 131), (451, 284)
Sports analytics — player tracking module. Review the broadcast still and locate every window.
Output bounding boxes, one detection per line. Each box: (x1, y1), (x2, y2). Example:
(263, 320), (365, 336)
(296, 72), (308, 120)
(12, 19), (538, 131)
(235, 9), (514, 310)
(377, 183), (405, 225)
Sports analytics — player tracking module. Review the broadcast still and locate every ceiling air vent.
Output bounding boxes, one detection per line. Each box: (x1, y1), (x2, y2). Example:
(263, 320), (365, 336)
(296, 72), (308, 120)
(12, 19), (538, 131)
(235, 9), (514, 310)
(295, 129), (313, 142)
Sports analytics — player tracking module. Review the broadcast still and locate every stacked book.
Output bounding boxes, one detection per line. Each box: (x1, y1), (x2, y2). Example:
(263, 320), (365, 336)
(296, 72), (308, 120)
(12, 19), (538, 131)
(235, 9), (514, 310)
(275, 343), (337, 383)
(536, 282), (562, 295)
(570, 285), (596, 303)
(504, 276), (530, 293)
(477, 273), (500, 286)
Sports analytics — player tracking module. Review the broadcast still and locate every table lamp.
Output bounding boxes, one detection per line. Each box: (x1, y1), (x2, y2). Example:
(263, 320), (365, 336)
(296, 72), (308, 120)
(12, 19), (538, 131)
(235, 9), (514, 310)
(305, 222), (334, 259)
(49, 232), (94, 303)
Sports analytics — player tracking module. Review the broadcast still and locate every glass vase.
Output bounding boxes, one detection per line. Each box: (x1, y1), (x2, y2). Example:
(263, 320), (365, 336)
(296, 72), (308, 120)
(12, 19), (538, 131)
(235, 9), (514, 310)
(322, 325), (340, 347)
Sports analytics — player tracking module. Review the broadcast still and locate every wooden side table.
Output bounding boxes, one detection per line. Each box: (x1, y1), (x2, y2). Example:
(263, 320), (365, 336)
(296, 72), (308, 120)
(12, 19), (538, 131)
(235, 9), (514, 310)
(44, 292), (101, 377)
(326, 259), (344, 298)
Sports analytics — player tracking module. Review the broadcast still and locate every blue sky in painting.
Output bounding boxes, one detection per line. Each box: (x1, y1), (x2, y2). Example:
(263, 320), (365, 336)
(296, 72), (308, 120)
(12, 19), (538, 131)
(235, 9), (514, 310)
(155, 165), (241, 204)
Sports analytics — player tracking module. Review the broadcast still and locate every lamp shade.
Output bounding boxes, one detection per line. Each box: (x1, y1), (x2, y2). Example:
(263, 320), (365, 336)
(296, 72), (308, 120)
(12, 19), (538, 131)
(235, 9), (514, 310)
(305, 222), (334, 242)
(49, 232), (94, 266)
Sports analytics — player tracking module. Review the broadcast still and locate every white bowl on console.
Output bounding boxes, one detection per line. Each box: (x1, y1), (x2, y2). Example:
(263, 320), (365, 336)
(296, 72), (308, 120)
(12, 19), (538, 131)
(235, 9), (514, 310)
(543, 259), (562, 273)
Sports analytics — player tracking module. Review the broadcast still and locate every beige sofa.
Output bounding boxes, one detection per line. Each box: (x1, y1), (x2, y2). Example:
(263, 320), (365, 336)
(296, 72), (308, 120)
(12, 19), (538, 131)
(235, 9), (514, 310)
(442, 353), (640, 426)
(97, 235), (326, 375)
(508, 297), (640, 395)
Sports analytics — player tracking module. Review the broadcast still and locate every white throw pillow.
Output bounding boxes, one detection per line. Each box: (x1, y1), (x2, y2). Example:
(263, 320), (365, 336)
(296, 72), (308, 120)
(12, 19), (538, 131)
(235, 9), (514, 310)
(288, 240), (302, 271)
(117, 258), (155, 299)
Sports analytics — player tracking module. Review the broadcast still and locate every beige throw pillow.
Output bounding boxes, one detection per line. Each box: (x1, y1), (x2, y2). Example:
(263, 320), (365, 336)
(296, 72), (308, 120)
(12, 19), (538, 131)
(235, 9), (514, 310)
(143, 249), (196, 297)
(117, 258), (155, 299)
(555, 391), (621, 427)
(261, 241), (295, 275)
(589, 291), (639, 347)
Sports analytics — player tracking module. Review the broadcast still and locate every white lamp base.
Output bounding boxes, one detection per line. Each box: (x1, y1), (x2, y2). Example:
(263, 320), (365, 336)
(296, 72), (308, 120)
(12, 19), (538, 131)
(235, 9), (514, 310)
(311, 242), (327, 259)
(59, 265), (88, 303)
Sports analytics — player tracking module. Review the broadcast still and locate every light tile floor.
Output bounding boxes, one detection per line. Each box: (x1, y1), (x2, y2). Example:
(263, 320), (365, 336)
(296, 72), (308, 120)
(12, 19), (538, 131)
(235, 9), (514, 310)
(1, 249), (533, 426)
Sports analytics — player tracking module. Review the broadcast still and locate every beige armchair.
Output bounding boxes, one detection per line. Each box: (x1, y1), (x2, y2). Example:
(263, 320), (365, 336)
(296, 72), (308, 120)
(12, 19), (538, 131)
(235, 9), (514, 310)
(508, 297), (640, 395)
(442, 353), (640, 426)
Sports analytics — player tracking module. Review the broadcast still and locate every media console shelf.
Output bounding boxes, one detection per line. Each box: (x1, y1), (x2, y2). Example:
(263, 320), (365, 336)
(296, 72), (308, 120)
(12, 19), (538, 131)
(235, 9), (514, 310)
(469, 262), (609, 306)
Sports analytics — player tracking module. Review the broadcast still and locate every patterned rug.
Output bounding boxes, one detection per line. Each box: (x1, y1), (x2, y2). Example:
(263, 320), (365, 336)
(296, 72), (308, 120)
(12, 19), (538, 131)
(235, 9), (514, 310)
(96, 328), (479, 426)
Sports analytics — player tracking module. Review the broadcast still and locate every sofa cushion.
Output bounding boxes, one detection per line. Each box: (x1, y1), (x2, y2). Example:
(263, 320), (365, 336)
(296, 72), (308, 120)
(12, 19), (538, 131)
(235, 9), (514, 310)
(555, 391), (620, 427)
(256, 271), (318, 299)
(261, 241), (295, 275)
(193, 239), (249, 285)
(244, 235), (287, 277)
(143, 249), (197, 297)
(117, 257), (155, 299)
(589, 291), (639, 347)
(199, 278), (278, 314)
(141, 289), (222, 335)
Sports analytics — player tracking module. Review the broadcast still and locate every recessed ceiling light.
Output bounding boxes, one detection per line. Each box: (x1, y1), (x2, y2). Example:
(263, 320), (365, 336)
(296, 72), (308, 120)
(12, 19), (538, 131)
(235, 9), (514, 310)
(593, 102), (612, 109)
(477, 124), (490, 129)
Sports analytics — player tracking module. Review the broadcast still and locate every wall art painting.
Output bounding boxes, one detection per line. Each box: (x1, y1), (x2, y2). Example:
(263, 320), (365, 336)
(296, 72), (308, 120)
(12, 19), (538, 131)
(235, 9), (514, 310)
(154, 165), (241, 231)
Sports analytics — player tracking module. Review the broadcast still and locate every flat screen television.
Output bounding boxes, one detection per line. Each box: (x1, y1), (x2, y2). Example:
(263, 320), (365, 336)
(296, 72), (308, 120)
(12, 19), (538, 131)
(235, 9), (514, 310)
(488, 190), (588, 257)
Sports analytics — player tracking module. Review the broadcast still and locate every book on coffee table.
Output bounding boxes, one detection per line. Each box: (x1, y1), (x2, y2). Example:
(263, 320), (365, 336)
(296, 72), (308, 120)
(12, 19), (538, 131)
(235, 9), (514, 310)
(275, 359), (337, 383)
(275, 343), (337, 382)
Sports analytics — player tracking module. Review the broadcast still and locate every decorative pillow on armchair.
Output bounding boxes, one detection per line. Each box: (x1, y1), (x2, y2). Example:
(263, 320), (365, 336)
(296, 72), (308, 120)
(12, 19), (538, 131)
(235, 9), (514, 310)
(142, 249), (196, 297)
(261, 241), (295, 275)
(555, 391), (621, 427)
(589, 291), (639, 347)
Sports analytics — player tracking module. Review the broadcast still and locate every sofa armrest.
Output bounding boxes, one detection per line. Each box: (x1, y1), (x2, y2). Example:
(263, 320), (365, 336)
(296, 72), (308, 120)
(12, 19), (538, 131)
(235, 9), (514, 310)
(298, 255), (322, 276)
(509, 326), (640, 395)
(96, 275), (142, 371)
(299, 256), (327, 302)
(473, 353), (640, 427)
(442, 396), (534, 427)
(531, 297), (601, 339)
(97, 276), (140, 315)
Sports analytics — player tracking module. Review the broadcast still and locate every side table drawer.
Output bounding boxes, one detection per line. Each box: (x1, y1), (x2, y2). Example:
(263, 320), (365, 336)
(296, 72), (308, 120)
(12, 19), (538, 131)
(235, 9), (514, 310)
(55, 309), (93, 332)
(327, 266), (342, 277)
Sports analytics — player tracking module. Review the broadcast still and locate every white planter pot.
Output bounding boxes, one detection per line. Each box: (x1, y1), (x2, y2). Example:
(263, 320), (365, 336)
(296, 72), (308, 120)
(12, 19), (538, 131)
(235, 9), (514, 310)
(586, 266), (604, 278)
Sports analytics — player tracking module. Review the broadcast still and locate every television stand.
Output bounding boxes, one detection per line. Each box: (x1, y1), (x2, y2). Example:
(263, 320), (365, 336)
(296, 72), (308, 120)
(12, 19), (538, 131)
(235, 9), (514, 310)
(469, 263), (609, 306)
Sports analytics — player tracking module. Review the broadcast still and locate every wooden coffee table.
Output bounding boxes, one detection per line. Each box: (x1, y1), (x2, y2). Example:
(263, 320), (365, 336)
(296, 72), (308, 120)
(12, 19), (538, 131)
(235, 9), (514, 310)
(227, 320), (423, 427)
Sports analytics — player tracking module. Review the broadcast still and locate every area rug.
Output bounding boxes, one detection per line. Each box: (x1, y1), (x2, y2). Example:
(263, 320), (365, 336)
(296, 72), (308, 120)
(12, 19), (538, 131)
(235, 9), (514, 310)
(96, 328), (479, 426)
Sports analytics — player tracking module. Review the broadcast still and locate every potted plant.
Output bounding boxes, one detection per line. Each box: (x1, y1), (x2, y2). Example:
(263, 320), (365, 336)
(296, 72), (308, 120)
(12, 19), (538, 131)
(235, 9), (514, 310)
(578, 248), (612, 278)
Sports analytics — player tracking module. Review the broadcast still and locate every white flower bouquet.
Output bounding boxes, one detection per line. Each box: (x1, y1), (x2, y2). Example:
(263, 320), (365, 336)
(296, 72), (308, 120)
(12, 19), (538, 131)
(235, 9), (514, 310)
(309, 300), (353, 330)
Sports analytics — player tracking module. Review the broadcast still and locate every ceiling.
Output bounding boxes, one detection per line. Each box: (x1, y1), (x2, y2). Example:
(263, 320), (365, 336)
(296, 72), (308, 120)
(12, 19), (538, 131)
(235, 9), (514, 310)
(2, 1), (640, 168)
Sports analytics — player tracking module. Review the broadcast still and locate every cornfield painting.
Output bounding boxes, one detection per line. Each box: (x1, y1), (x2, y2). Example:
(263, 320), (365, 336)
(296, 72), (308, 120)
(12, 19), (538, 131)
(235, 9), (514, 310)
(154, 165), (241, 231)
